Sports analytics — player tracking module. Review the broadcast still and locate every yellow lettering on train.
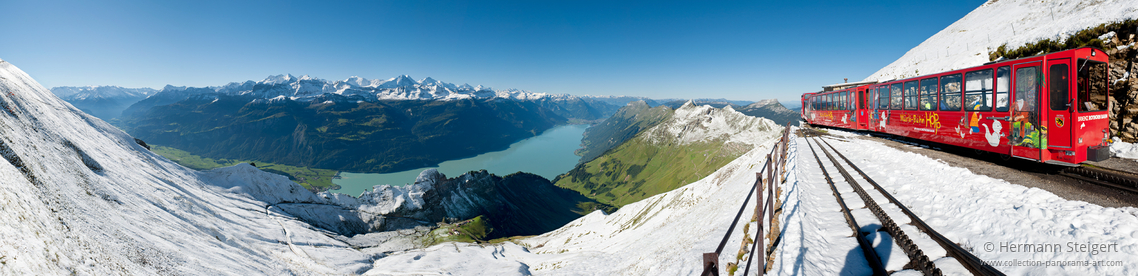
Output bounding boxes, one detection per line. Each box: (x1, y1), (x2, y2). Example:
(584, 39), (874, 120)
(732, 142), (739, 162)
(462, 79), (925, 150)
(898, 112), (942, 133)
(818, 112), (835, 120)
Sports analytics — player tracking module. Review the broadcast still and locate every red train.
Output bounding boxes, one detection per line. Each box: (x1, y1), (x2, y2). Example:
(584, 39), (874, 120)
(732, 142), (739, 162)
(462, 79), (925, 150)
(802, 47), (1112, 165)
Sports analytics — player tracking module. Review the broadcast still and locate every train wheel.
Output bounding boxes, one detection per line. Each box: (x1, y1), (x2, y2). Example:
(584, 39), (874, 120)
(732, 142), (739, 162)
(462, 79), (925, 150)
(999, 154), (1011, 161)
(974, 149), (985, 156)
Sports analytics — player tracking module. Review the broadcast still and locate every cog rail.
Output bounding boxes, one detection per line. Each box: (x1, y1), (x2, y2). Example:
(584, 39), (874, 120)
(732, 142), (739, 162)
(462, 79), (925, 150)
(1061, 165), (1138, 194)
(806, 127), (1004, 275)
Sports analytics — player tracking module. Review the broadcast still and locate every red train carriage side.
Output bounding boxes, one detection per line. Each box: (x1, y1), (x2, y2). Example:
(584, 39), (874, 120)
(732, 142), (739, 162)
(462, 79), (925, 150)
(805, 47), (1111, 165)
(801, 92), (815, 121)
(805, 80), (877, 131)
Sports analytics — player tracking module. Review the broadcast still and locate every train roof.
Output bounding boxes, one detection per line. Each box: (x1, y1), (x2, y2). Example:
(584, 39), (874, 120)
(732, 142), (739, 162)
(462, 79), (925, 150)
(821, 80), (878, 91)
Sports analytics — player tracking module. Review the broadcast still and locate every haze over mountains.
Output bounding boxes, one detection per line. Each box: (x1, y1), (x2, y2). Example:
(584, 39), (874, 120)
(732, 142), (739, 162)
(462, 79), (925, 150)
(49, 86), (157, 120)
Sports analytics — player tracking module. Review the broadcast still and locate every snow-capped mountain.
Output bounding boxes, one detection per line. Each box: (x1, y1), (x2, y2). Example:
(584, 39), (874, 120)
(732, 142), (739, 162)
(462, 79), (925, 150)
(644, 100), (778, 146)
(865, 0), (1138, 82)
(47, 86), (158, 120)
(200, 74), (559, 102)
(51, 86), (157, 100)
(736, 99), (800, 126)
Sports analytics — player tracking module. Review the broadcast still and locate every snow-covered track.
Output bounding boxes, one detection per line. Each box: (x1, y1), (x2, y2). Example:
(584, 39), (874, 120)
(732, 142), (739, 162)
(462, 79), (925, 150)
(804, 134), (889, 276)
(806, 129), (1005, 276)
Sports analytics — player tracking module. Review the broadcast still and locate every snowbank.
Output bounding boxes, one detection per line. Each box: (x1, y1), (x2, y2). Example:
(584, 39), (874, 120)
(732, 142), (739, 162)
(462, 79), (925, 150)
(1110, 138), (1138, 161)
(866, 0), (1138, 82)
(770, 133), (1138, 275)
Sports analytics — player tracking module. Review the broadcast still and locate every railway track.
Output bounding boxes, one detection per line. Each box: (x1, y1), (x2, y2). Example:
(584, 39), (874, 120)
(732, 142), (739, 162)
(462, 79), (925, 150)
(1060, 165), (1138, 194)
(803, 128), (1004, 275)
(815, 125), (1138, 198)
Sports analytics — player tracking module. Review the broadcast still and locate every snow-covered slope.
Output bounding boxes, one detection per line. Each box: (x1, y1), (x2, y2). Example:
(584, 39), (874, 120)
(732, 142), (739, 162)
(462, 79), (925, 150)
(0, 58), (375, 274)
(866, 0), (1138, 82)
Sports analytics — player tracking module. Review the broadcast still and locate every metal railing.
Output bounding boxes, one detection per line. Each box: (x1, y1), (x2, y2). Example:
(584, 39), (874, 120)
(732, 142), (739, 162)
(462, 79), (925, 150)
(703, 123), (792, 276)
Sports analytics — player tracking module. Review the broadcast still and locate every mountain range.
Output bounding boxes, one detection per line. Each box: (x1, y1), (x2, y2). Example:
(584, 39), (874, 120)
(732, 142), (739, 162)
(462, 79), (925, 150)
(50, 86), (157, 120)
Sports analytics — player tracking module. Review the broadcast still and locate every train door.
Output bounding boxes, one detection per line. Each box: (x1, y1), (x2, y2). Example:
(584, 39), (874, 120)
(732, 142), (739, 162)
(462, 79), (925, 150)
(1010, 61), (1043, 161)
(857, 88), (868, 129)
(1045, 58), (1073, 150)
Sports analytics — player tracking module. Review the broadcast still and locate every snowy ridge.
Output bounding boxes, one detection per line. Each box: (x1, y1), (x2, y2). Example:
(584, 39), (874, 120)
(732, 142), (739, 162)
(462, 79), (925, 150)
(50, 86), (157, 101)
(319, 169), (439, 216)
(865, 0), (1138, 82)
(643, 100), (778, 146)
(0, 58), (375, 274)
(198, 74), (562, 102)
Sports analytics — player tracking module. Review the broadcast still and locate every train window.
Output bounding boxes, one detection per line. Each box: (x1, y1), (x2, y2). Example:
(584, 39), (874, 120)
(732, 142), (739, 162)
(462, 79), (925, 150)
(878, 87), (889, 109)
(867, 89), (874, 110)
(837, 92), (846, 110)
(996, 66), (1010, 112)
(1014, 66), (1040, 115)
(860, 90), (866, 110)
(904, 81), (919, 110)
(940, 74), (962, 111)
(919, 77), (937, 111)
(834, 93), (839, 110)
(964, 69), (993, 111)
(827, 94), (834, 110)
(890, 84), (903, 110)
(836, 92), (842, 110)
(1049, 63), (1069, 111)
(1077, 59), (1107, 112)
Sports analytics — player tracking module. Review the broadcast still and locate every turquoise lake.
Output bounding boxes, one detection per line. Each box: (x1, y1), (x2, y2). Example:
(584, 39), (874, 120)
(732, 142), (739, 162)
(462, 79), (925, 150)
(330, 124), (588, 197)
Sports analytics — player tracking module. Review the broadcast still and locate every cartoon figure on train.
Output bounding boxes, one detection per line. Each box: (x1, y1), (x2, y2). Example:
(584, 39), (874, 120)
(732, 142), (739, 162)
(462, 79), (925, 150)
(1009, 93), (1047, 149)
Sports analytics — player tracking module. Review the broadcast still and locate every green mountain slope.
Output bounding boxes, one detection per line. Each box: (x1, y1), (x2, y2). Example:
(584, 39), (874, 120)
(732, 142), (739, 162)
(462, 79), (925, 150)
(575, 100), (672, 163)
(555, 102), (777, 207)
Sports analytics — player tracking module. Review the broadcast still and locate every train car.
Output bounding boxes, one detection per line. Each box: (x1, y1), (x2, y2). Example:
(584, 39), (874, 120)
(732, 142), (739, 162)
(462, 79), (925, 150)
(804, 47), (1112, 165)
(801, 92), (815, 121)
(805, 80), (877, 131)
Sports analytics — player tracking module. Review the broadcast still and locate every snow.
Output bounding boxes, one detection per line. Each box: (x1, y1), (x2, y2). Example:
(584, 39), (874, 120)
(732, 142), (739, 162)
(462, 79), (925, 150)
(5, 51), (1138, 274)
(1110, 137), (1138, 161)
(770, 129), (1138, 275)
(644, 100), (780, 146)
(0, 58), (376, 275)
(360, 125), (788, 275)
(50, 86), (157, 100)
(358, 126), (1138, 275)
(211, 73), (566, 102)
(865, 0), (1138, 82)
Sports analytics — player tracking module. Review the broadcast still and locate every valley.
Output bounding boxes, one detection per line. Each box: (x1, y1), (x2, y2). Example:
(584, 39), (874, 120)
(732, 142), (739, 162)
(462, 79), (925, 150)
(331, 124), (588, 196)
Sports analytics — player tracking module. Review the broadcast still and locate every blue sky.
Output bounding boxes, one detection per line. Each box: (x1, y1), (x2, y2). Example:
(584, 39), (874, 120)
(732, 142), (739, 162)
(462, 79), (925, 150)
(1, 0), (986, 104)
